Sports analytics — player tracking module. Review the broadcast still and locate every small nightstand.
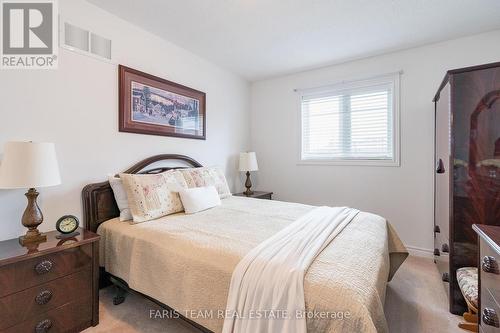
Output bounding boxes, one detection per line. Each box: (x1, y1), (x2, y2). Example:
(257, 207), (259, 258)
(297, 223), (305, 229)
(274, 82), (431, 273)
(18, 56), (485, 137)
(234, 191), (273, 200)
(0, 228), (100, 333)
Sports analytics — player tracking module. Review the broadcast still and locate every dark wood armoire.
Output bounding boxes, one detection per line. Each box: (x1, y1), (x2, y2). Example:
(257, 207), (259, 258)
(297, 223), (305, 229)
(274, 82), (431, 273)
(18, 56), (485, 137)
(433, 62), (500, 315)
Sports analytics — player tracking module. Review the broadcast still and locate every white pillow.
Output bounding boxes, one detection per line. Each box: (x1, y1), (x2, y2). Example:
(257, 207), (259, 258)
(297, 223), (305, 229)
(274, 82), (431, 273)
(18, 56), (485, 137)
(178, 186), (221, 214)
(108, 176), (132, 221)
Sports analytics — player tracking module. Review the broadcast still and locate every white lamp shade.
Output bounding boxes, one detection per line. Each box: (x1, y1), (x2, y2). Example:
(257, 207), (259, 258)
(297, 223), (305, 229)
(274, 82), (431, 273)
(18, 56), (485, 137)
(0, 142), (61, 189)
(239, 152), (258, 172)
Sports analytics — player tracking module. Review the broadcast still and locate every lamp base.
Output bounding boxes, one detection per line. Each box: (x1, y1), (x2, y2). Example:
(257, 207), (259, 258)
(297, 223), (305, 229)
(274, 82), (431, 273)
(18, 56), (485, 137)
(244, 188), (254, 196)
(19, 232), (47, 246)
(19, 188), (46, 246)
(244, 171), (254, 196)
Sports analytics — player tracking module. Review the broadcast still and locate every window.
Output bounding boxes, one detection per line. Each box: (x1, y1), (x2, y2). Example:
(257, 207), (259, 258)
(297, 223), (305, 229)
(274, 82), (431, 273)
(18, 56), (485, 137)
(300, 73), (400, 166)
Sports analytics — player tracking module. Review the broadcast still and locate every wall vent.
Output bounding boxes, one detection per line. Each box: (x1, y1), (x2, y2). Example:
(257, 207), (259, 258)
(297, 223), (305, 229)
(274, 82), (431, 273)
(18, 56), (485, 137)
(61, 20), (112, 61)
(64, 23), (89, 52)
(90, 33), (111, 59)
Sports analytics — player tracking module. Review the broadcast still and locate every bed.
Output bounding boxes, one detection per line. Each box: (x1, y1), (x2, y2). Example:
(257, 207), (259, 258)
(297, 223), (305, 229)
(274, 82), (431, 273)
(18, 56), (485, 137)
(82, 154), (408, 333)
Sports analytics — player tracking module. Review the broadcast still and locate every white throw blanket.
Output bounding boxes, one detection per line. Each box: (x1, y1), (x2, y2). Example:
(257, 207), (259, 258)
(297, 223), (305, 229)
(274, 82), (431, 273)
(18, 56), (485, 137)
(222, 206), (360, 333)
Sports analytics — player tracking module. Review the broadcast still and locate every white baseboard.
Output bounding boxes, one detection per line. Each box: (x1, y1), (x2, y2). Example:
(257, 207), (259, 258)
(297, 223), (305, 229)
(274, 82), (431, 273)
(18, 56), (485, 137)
(405, 245), (434, 258)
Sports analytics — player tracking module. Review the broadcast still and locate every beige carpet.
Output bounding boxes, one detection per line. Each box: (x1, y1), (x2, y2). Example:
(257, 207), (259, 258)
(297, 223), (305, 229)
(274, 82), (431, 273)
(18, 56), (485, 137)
(84, 256), (464, 333)
(385, 256), (463, 333)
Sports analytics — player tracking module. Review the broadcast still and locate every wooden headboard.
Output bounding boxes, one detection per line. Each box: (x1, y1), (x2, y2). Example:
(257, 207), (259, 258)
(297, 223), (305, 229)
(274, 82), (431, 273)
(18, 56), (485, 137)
(82, 154), (203, 232)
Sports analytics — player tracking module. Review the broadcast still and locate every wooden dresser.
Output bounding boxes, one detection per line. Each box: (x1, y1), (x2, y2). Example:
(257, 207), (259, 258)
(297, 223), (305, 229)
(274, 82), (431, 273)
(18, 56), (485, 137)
(473, 224), (500, 333)
(0, 228), (100, 333)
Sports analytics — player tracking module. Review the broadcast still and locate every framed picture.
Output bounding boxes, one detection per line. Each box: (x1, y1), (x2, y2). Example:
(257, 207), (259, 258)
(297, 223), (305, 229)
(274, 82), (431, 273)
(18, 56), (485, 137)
(119, 65), (206, 140)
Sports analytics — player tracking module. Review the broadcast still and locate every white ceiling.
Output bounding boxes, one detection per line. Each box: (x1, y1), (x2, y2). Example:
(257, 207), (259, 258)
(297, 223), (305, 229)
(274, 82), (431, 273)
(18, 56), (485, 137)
(87, 0), (500, 81)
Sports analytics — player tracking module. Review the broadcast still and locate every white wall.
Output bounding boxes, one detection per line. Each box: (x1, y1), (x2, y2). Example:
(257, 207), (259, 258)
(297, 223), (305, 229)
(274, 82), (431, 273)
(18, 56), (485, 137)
(0, 0), (250, 241)
(250, 30), (500, 253)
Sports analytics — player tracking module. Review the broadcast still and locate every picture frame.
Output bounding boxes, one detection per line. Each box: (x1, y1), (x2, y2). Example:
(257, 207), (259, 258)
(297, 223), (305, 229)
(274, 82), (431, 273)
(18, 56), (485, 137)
(119, 65), (206, 140)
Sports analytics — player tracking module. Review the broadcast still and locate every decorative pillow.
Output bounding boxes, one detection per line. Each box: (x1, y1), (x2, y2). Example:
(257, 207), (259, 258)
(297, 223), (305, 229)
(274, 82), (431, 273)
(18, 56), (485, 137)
(108, 176), (132, 221)
(120, 170), (188, 223)
(180, 166), (231, 198)
(178, 186), (221, 214)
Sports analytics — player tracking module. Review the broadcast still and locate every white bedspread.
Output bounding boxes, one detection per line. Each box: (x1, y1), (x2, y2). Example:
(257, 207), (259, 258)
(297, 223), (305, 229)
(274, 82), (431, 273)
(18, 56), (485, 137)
(97, 196), (408, 333)
(222, 206), (359, 333)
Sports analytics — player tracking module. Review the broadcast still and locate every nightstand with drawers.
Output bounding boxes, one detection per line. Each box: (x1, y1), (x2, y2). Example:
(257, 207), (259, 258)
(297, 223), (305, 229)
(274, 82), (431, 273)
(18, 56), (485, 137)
(473, 224), (500, 333)
(0, 228), (100, 333)
(233, 191), (273, 200)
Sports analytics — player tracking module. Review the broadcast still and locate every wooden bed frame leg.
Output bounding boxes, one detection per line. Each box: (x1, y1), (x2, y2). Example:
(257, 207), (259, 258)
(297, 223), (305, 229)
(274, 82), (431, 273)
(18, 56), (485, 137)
(110, 276), (128, 305)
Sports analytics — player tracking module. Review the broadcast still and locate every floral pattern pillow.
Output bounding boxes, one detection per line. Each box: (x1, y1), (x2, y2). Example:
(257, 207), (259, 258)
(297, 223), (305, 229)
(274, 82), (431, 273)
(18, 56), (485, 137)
(179, 166), (231, 198)
(120, 170), (188, 224)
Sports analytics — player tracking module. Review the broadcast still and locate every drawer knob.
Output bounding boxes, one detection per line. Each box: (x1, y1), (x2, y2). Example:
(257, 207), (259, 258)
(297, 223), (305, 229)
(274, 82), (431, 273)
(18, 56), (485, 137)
(34, 260), (53, 275)
(35, 290), (53, 305)
(441, 243), (449, 253)
(436, 158), (445, 173)
(482, 308), (499, 327)
(434, 225), (440, 233)
(434, 248), (440, 256)
(442, 272), (449, 282)
(482, 256), (499, 274)
(35, 319), (52, 333)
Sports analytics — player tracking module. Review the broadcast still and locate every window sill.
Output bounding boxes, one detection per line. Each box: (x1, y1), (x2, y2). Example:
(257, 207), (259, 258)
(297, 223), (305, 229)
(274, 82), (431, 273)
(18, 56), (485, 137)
(297, 159), (400, 167)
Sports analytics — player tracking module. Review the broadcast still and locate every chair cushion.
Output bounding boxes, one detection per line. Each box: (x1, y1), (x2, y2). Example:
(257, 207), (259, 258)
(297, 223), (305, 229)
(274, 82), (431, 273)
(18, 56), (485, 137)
(456, 267), (478, 309)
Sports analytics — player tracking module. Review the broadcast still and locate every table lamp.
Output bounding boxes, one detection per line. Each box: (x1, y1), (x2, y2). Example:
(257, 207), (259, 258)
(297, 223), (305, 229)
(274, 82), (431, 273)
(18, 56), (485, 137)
(239, 152), (258, 196)
(0, 142), (61, 245)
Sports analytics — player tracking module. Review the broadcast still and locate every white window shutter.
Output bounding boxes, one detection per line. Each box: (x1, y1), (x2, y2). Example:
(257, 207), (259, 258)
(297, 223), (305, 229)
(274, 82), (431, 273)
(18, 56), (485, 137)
(300, 74), (399, 165)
